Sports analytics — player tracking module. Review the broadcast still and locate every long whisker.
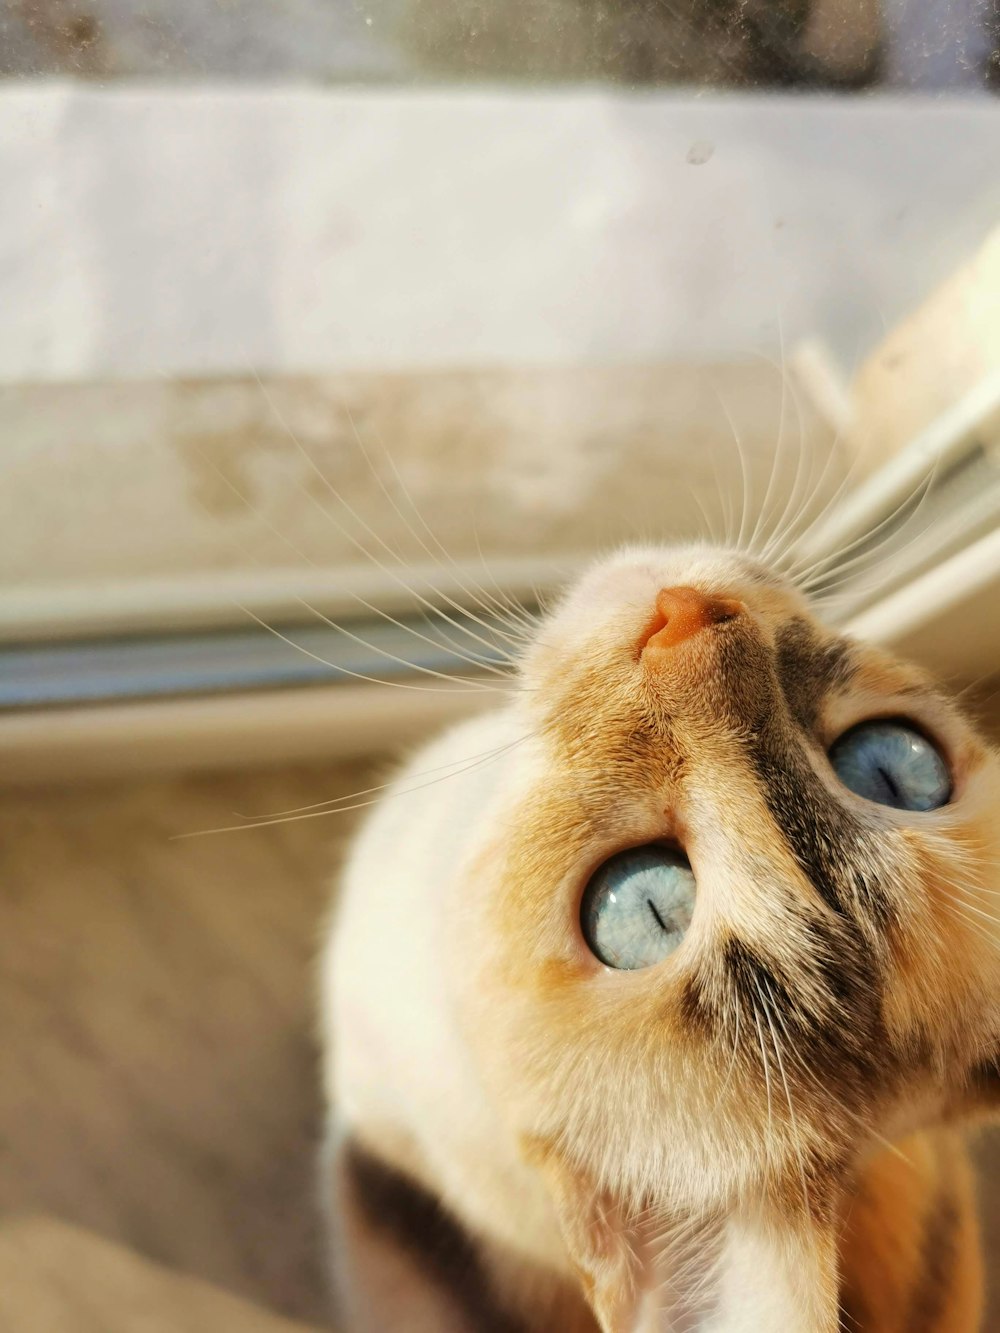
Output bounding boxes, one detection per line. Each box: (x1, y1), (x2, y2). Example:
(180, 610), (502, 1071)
(470, 524), (540, 634)
(772, 424), (872, 571)
(749, 994), (775, 1156)
(932, 873), (1000, 931)
(235, 602), (502, 693)
(688, 482), (724, 548)
(233, 735), (532, 819)
(761, 984), (912, 1170)
(792, 454), (941, 591)
(251, 373), (535, 658)
(795, 491), (932, 594)
(713, 386), (753, 553)
(338, 395), (532, 631)
(758, 347), (838, 563)
(751, 331), (822, 564)
(300, 591), (516, 679)
(764, 321), (874, 564)
(704, 436), (738, 548)
(705, 987), (744, 1119)
(188, 443), (527, 676)
(175, 733), (530, 838)
(805, 483), (980, 607)
(757, 976), (812, 1218)
(935, 894), (1000, 957)
(747, 341), (790, 557)
(410, 601), (525, 667)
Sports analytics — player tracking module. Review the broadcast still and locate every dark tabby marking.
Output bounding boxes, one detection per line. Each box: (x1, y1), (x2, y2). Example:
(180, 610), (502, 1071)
(754, 731), (898, 933)
(906, 1191), (960, 1333)
(710, 619), (890, 927)
(939, 1054), (1000, 1118)
(750, 740), (858, 915)
(677, 616), (893, 1094)
(774, 619), (855, 732)
(723, 932), (883, 1094)
(678, 919), (883, 1110)
(722, 934), (791, 1019)
(343, 1138), (527, 1333)
(969, 1055), (1000, 1107)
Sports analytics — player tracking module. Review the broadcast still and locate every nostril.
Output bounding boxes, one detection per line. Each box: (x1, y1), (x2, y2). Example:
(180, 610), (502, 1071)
(640, 586), (744, 654)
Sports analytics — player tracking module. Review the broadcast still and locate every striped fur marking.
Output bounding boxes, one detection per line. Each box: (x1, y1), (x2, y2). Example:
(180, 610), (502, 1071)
(342, 1138), (526, 1333)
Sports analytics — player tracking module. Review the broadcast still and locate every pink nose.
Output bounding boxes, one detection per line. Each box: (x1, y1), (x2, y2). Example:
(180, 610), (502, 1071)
(641, 586), (744, 653)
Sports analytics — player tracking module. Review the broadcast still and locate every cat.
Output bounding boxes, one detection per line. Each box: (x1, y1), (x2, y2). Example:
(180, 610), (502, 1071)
(319, 542), (1000, 1331)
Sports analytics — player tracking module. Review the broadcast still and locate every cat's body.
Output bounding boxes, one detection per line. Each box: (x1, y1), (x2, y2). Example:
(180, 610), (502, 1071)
(320, 545), (1000, 1331)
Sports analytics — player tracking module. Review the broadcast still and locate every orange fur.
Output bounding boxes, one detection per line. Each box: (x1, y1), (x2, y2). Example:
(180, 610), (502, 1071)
(840, 1132), (983, 1332)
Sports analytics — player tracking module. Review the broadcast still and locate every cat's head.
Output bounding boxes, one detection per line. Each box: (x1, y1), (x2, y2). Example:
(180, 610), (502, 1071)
(453, 544), (1000, 1328)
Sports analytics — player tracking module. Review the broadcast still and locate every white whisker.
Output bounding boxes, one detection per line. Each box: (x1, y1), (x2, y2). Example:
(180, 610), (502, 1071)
(713, 385), (753, 552)
(749, 994), (775, 1154)
(250, 372), (536, 659)
(291, 593), (516, 679)
(232, 736), (532, 819)
(339, 395), (535, 633)
(235, 602), (502, 693)
(175, 733), (530, 838)
(757, 975), (812, 1218)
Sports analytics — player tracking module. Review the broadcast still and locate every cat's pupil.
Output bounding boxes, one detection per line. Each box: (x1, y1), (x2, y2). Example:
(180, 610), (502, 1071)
(878, 766), (899, 801)
(647, 898), (667, 932)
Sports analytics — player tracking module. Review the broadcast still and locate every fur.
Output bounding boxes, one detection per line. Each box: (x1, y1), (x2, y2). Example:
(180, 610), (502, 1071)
(320, 544), (1000, 1331)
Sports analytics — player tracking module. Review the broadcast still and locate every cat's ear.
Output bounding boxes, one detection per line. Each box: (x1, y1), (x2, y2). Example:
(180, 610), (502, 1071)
(525, 1138), (840, 1333)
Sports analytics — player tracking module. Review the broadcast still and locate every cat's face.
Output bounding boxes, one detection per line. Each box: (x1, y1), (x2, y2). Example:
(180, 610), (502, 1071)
(451, 544), (1000, 1326)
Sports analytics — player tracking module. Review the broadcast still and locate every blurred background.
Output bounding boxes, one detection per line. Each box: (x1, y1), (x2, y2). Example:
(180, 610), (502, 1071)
(1, 1), (1000, 1329)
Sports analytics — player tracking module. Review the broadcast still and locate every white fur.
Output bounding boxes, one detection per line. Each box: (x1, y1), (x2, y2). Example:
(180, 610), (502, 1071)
(321, 710), (572, 1272)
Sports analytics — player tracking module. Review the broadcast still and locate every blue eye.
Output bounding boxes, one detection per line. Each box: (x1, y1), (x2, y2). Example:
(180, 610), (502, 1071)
(828, 720), (951, 812)
(581, 846), (695, 970)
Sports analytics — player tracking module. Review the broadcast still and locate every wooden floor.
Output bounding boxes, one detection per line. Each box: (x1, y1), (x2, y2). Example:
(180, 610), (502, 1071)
(1, 758), (999, 1330)
(0, 760), (377, 1330)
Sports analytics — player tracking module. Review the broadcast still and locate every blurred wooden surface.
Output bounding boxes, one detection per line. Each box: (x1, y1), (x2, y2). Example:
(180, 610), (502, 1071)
(0, 1217), (324, 1333)
(1, 756), (999, 1329)
(0, 760), (378, 1328)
